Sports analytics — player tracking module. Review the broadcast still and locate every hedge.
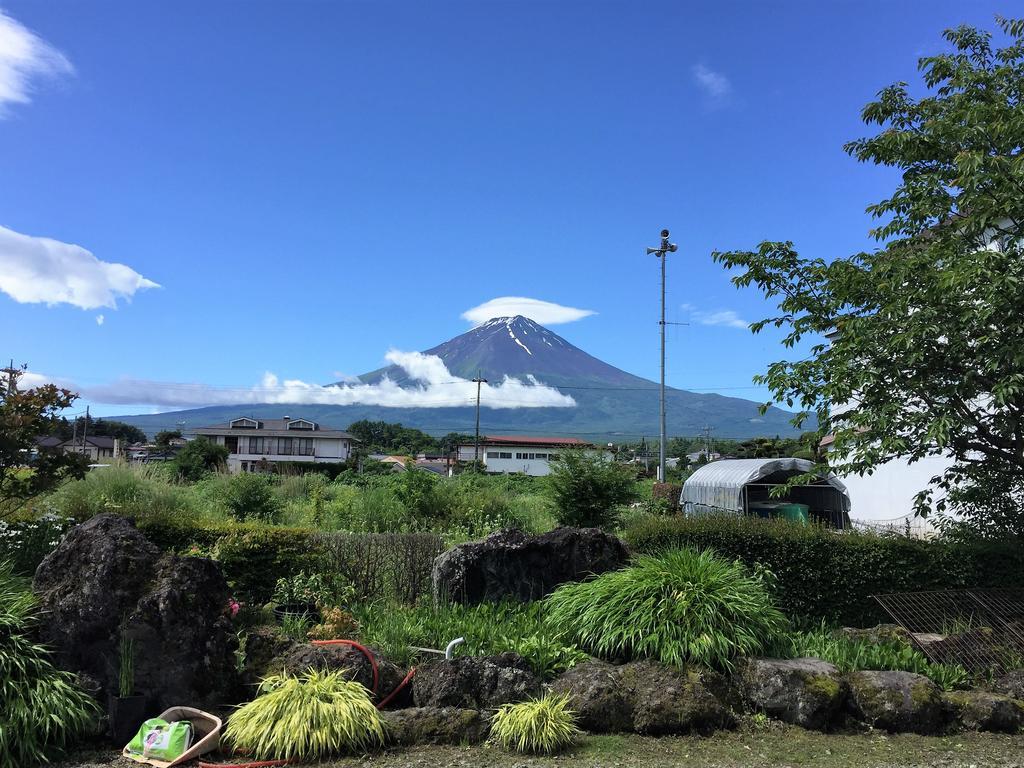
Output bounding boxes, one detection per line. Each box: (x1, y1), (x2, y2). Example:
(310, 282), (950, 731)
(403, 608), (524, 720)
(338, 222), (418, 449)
(137, 519), (443, 606)
(623, 515), (1024, 627)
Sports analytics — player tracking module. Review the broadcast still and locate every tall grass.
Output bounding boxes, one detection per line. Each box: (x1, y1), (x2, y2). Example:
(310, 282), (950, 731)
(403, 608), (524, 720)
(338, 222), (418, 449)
(544, 548), (789, 669)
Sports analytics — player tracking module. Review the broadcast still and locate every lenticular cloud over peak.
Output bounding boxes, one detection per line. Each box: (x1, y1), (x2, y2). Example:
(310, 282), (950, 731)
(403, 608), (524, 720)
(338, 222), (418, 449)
(461, 297), (596, 326)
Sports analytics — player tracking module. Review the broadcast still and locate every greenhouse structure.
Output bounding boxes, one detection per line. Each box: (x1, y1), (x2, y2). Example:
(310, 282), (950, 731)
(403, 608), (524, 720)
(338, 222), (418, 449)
(680, 457), (851, 528)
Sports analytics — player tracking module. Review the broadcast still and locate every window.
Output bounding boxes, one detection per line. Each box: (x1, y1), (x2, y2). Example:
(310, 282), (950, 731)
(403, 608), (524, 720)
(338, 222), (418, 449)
(487, 451), (499, 459)
(287, 419), (315, 430)
(499, 452), (512, 459)
(279, 437), (293, 455)
(231, 418), (259, 429)
(296, 438), (314, 456)
(248, 436), (264, 454)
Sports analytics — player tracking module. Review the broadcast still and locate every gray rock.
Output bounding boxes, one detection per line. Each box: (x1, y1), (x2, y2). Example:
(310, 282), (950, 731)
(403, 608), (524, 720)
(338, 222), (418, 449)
(274, 642), (412, 707)
(432, 527), (629, 605)
(382, 707), (490, 745)
(991, 670), (1024, 700)
(847, 670), (945, 734)
(413, 652), (540, 709)
(240, 625), (299, 688)
(550, 660), (632, 732)
(33, 514), (238, 711)
(618, 660), (735, 735)
(737, 657), (845, 731)
(943, 690), (1024, 733)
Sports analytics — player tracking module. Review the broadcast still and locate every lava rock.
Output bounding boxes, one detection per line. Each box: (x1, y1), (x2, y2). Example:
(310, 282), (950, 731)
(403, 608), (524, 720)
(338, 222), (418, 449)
(382, 707), (490, 745)
(618, 660), (736, 735)
(240, 626), (299, 688)
(737, 657), (846, 731)
(990, 670), (1024, 700)
(550, 659), (632, 732)
(943, 690), (1024, 733)
(413, 652), (540, 709)
(431, 527), (629, 605)
(33, 514), (239, 711)
(274, 642), (412, 707)
(847, 670), (945, 734)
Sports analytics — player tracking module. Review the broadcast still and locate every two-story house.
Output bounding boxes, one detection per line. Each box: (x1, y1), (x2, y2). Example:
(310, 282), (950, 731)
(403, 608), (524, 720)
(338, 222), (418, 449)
(191, 416), (356, 473)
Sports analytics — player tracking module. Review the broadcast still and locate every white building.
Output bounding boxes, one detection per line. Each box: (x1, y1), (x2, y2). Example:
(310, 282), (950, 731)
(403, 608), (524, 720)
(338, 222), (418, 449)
(192, 416), (355, 473)
(455, 435), (594, 476)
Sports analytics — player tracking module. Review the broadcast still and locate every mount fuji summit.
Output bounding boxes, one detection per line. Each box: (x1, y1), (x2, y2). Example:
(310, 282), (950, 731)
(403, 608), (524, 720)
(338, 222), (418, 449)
(116, 316), (804, 438)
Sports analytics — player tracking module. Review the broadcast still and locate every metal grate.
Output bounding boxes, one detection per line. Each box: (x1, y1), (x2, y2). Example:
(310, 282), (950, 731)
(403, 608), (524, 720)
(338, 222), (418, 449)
(872, 588), (1024, 674)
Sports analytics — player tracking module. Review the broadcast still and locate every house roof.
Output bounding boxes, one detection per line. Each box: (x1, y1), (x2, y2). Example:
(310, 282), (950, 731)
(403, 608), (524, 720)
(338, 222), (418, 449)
(37, 435), (117, 449)
(472, 435), (593, 448)
(192, 418), (355, 440)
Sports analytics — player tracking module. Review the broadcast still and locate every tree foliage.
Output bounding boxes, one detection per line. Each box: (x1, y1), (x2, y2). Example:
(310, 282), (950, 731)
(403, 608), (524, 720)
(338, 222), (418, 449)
(346, 420), (439, 455)
(546, 448), (636, 528)
(714, 17), (1024, 537)
(154, 429), (183, 447)
(0, 366), (86, 519)
(171, 437), (229, 481)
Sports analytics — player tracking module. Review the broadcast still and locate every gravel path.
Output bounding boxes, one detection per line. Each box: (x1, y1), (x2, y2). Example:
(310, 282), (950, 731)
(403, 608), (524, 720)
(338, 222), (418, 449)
(58, 726), (1024, 768)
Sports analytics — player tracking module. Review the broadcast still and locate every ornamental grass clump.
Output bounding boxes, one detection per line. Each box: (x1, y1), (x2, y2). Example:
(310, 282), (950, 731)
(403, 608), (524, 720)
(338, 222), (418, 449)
(224, 670), (385, 761)
(544, 548), (788, 669)
(489, 694), (581, 754)
(0, 560), (97, 768)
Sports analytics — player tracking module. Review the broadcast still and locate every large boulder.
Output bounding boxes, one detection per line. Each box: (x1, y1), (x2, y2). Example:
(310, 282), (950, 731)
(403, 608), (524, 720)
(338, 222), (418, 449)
(847, 670), (945, 734)
(990, 670), (1024, 700)
(274, 642), (412, 708)
(550, 660), (632, 732)
(737, 657), (846, 731)
(943, 690), (1024, 733)
(382, 708), (489, 746)
(619, 660), (735, 735)
(431, 527), (629, 605)
(33, 514), (238, 711)
(550, 659), (735, 735)
(413, 653), (540, 709)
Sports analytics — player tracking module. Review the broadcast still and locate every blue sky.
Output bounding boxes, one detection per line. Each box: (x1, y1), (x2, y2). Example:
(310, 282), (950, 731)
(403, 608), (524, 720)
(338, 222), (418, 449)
(0, 0), (1012, 418)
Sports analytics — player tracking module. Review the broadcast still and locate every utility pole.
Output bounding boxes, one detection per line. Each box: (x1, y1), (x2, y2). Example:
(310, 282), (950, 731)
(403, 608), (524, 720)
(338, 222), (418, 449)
(645, 229), (678, 482)
(81, 405), (90, 458)
(472, 373), (487, 466)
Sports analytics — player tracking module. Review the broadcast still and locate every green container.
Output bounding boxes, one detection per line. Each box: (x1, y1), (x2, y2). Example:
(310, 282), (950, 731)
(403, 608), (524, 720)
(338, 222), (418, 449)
(748, 502), (780, 519)
(776, 503), (810, 525)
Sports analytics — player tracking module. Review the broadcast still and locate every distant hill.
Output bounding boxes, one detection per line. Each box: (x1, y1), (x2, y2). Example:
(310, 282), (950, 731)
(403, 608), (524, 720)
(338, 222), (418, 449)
(116, 316), (806, 439)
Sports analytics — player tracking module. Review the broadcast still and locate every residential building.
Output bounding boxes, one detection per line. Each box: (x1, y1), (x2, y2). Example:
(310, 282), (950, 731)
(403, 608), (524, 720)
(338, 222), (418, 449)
(191, 416), (355, 473)
(36, 435), (120, 462)
(454, 435), (595, 476)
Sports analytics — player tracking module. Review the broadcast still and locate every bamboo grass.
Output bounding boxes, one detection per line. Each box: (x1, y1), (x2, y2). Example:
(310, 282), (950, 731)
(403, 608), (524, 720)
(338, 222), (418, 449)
(224, 670), (385, 760)
(544, 548), (789, 669)
(489, 694), (581, 754)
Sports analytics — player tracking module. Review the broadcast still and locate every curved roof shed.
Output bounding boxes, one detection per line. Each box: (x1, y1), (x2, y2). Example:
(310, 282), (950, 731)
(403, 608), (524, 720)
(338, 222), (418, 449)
(681, 458), (851, 527)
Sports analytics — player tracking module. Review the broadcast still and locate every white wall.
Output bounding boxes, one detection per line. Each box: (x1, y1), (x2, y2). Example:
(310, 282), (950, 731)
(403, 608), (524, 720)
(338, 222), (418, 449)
(838, 453), (950, 529)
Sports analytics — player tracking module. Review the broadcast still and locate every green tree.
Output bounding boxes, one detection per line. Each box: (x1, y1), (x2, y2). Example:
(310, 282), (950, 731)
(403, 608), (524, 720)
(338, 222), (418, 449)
(224, 472), (281, 524)
(1, 365), (87, 519)
(714, 18), (1024, 538)
(546, 448), (637, 529)
(154, 429), (183, 447)
(171, 437), (229, 481)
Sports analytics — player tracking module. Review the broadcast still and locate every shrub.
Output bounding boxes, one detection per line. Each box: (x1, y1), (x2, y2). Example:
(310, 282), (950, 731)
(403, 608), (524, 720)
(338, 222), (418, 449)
(546, 449), (636, 528)
(171, 437), (229, 481)
(224, 670), (385, 760)
(489, 694), (581, 754)
(314, 531), (442, 605)
(544, 548), (788, 669)
(623, 514), (1024, 626)
(224, 473), (281, 524)
(0, 560), (97, 768)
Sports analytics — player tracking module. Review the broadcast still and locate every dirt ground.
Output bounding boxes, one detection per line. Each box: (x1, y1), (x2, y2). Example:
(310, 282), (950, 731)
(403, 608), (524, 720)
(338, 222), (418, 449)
(60, 724), (1024, 768)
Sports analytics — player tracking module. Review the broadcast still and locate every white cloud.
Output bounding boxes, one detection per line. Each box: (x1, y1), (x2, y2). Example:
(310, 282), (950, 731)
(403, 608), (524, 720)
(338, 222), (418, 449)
(95, 314), (104, 326)
(27, 351), (577, 410)
(0, 224), (159, 310)
(0, 10), (73, 116)
(683, 304), (749, 330)
(691, 63), (731, 99)
(462, 297), (596, 326)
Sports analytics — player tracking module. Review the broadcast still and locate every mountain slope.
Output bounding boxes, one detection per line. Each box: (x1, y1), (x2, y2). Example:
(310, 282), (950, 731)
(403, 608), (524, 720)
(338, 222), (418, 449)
(116, 316), (806, 439)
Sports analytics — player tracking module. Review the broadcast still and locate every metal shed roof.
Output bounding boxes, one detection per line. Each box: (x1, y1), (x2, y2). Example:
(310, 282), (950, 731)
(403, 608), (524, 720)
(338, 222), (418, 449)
(681, 457), (849, 514)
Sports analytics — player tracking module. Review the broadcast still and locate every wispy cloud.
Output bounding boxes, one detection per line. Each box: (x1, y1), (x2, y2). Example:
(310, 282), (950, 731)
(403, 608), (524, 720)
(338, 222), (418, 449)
(691, 63), (731, 100)
(682, 303), (749, 330)
(462, 297), (596, 326)
(0, 224), (159, 310)
(0, 10), (73, 116)
(95, 314), (105, 326)
(27, 351), (577, 410)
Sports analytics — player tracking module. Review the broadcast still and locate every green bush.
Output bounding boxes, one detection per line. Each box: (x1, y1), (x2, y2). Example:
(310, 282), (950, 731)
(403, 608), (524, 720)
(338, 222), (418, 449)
(623, 514), (1024, 626)
(546, 449), (637, 528)
(489, 694), (581, 754)
(0, 560), (98, 768)
(544, 548), (788, 669)
(224, 473), (282, 524)
(170, 437), (229, 481)
(224, 670), (385, 760)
